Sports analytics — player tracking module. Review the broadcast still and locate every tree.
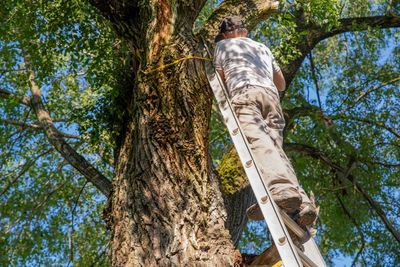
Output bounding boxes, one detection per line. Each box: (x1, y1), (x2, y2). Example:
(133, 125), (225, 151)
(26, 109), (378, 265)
(1, 0), (399, 266)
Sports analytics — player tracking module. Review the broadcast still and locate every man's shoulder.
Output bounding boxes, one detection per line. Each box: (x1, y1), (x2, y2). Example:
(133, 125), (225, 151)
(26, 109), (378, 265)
(217, 37), (267, 48)
(240, 38), (271, 51)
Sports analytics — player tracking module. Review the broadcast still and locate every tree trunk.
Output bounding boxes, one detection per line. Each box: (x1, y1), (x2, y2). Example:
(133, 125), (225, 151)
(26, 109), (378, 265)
(109, 23), (241, 266)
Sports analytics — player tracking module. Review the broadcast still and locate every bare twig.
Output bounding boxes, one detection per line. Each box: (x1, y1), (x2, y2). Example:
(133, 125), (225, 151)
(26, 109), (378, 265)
(1, 148), (53, 196)
(67, 181), (89, 267)
(340, 76), (400, 114)
(308, 52), (322, 110)
(335, 195), (366, 267)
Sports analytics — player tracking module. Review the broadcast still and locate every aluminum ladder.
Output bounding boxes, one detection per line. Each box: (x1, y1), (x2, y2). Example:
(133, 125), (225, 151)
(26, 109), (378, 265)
(203, 43), (327, 267)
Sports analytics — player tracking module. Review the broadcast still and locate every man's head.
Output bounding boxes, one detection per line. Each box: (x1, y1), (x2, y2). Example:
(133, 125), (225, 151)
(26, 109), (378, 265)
(218, 16), (248, 40)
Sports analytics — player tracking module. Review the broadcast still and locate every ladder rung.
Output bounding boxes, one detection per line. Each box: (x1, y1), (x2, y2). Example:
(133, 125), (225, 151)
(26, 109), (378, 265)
(296, 247), (318, 267)
(279, 210), (311, 244)
(232, 128), (239, 135)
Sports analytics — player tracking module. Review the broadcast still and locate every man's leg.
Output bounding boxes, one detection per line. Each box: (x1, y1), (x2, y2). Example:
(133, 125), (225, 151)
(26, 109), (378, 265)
(231, 87), (303, 210)
(231, 86), (316, 225)
(258, 87), (318, 226)
(258, 88), (311, 206)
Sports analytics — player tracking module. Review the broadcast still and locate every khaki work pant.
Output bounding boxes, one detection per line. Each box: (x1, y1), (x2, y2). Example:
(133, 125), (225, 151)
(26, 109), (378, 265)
(230, 85), (311, 204)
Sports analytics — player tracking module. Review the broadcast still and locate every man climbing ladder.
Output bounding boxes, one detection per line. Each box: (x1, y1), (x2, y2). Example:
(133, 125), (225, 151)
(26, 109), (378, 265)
(213, 16), (318, 228)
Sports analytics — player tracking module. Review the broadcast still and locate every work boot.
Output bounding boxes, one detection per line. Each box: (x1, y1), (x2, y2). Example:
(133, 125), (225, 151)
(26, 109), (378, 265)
(297, 191), (319, 227)
(297, 203), (319, 227)
(247, 188), (302, 221)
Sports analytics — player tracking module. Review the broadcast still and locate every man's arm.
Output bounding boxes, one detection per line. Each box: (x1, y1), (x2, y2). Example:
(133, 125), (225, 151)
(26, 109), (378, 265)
(273, 69), (286, 92)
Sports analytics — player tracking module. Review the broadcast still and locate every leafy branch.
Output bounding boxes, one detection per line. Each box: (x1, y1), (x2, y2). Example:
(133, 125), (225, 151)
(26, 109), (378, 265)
(0, 118), (82, 139)
(339, 76), (400, 114)
(1, 148), (53, 197)
(282, 15), (400, 87)
(0, 88), (31, 106)
(198, 0), (279, 44)
(336, 195), (366, 267)
(332, 116), (400, 139)
(26, 60), (112, 197)
(285, 142), (400, 244)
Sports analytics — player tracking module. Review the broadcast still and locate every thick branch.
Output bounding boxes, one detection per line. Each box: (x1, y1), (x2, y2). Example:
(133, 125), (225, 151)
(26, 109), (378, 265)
(286, 142), (400, 244)
(320, 15), (400, 41)
(198, 0), (279, 42)
(283, 15), (400, 87)
(27, 68), (112, 197)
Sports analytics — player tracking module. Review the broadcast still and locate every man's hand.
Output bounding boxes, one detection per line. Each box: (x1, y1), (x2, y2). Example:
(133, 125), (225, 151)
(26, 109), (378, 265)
(273, 70), (286, 92)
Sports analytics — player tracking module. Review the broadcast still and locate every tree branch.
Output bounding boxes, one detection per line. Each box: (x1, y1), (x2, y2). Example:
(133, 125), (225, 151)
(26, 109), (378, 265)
(340, 76), (400, 114)
(332, 116), (400, 139)
(283, 104), (321, 134)
(0, 88), (31, 106)
(308, 52), (322, 110)
(320, 15), (400, 41)
(198, 0), (279, 42)
(0, 118), (41, 129)
(286, 142), (400, 244)
(364, 160), (400, 168)
(1, 149), (53, 197)
(0, 118), (82, 139)
(336, 195), (366, 267)
(283, 15), (400, 87)
(27, 66), (112, 197)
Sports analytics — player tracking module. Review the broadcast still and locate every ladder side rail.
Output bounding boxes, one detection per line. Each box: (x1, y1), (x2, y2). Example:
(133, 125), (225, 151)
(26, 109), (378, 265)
(302, 237), (326, 267)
